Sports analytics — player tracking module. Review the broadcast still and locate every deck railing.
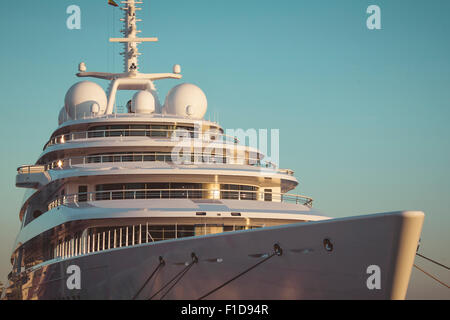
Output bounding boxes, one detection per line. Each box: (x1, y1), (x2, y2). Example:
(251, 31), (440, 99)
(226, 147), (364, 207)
(44, 128), (239, 150)
(54, 223), (264, 260)
(53, 152), (262, 167)
(18, 153), (294, 176)
(16, 165), (46, 175)
(48, 188), (313, 211)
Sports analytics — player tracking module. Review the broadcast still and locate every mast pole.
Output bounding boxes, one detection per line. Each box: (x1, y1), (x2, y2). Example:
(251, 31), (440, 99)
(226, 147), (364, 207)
(109, 0), (158, 76)
(77, 0), (181, 83)
(121, 0), (140, 74)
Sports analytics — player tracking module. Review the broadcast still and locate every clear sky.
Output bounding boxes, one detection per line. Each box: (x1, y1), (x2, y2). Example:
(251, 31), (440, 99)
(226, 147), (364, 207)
(0, 0), (449, 298)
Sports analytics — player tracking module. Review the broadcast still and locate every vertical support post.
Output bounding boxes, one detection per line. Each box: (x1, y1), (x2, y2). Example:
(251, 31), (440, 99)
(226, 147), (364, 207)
(139, 224), (142, 244)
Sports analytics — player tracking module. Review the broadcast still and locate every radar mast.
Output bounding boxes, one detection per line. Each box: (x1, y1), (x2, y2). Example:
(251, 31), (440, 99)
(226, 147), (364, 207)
(75, 0), (182, 114)
(111, 0), (157, 74)
(76, 0), (181, 81)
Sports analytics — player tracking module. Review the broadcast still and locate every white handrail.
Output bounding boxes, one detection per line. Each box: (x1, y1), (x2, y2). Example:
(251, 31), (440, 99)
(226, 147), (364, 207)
(18, 153), (294, 176)
(47, 188), (313, 211)
(44, 128), (239, 149)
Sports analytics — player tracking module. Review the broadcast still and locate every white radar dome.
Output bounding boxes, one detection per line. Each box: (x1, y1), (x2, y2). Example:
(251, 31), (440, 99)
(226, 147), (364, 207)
(64, 81), (107, 120)
(131, 90), (155, 114)
(164, 83), (207, 119)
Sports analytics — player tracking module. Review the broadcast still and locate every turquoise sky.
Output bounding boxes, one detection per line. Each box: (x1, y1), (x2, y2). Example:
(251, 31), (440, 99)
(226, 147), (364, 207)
(0, 0), (449, 298)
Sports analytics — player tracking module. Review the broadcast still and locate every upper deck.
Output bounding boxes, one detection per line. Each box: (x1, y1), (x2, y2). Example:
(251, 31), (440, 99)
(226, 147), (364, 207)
(44, 114), (226, 150)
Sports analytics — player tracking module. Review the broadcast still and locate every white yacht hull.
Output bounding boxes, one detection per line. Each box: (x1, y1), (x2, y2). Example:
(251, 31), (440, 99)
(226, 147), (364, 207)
(8, 211), (423, 300)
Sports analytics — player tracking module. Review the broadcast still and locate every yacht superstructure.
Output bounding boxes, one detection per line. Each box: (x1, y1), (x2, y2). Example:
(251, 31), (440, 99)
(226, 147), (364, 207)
(5, 1), (424, 300)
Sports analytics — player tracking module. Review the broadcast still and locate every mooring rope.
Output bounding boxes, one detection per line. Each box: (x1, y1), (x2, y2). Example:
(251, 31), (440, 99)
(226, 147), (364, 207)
(416, 253), (449, 270)
(413, 264), (449, 289)
(132, 256), (165, 300)
(149, 253), (198, 300)
(159, 258), (197, 300)
(197, 244), (283, 300)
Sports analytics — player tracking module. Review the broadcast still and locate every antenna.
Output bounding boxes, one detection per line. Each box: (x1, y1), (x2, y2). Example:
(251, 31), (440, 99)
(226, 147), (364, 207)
(77, 0), (182, 82)
(76, 0), (183, 114)
(109, 0), (158, 74)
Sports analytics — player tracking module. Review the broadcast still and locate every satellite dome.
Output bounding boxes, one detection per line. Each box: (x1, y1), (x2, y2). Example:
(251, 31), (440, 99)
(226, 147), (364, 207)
(58, 107), (70, 125)
(164, 83), (207, 119)
(64, 81), (107, 120)
(131, 90), (155, 114)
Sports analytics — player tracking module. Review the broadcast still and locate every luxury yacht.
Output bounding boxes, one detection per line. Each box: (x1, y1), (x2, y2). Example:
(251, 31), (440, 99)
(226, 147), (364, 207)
(4, 0), (424, 300)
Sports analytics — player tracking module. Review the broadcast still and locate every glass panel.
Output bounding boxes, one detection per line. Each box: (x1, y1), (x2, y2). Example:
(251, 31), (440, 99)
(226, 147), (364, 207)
(96, 184), (124, 191)
(131, 125), (148, 130)
(122, 155), (133, 162)
(124, 191), (135, 199)
(224, 226), (234, 232)
(112, 191), (125, 200)
(148, 226), (162, 241)
(136, 191), (146, 199)
(240, 185), (257, 191)
(146, 190), (161, 199)
(96, 191), (111, 201)
(150, 125), (169, 137)
(78, 186), (87, 202)
(264, 189), (272, 202)
(147, 183), (170, 189)
(87, 156), (101, 163)
(155, 154), (165, 161)
(221, 191), (239, 200)
(88, 126), (106, 138)
(143, 154), (156, 161)
(177, 225), (195, 238)
(126, 183), (145, 190)
(130, 130), (146, 136)
(240, 192), (256, 200)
